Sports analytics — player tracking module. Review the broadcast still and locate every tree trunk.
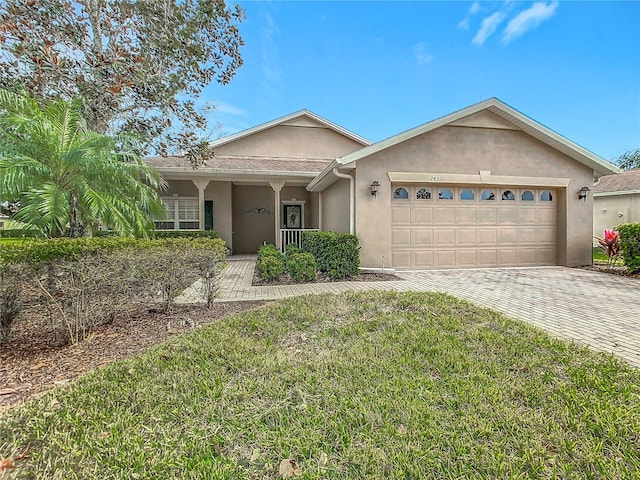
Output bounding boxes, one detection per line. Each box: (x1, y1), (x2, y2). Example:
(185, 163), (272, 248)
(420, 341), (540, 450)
(68, 195), (84, 238)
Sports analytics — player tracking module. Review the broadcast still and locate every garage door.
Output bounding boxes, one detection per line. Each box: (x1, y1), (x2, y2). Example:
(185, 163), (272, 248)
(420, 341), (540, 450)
(391, 185), (557, 269)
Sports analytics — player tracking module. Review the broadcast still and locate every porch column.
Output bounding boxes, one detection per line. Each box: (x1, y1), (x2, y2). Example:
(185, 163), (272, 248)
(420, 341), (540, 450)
(318, 191), (323, 231)
(192, 179), (210, 230)
(269, 180), (285, 249)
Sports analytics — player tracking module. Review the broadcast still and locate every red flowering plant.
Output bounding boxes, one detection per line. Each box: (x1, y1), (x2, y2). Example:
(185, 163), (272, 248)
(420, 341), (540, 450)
(594, 229), (621, 267)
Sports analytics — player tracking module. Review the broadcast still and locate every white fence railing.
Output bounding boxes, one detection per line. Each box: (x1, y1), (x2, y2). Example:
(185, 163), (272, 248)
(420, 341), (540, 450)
(280, 228), (319, 252)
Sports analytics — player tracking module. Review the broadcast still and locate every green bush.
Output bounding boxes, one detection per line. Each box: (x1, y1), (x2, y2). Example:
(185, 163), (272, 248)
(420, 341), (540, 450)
(94, 230), (220, 239)
(284, 243), (300, 270)
(617, 223), (640, 273)
(256, 244), (285, 282)
(301, 231), (360, 279)
(0, 229), (40, 239)
(287, 252), (317, 282)
(152, 230), (220, 239)
(257, 243), (281, 258)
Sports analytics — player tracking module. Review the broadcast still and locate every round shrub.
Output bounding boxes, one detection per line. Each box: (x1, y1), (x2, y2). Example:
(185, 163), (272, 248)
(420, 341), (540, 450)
(257, 254), (285, 282)
(287, 252), (317, 282)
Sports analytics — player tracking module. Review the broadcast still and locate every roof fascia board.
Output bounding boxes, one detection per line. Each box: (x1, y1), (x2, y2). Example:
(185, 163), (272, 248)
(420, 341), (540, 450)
(594, 190), (640, 197)
(208, 110), (371, 150)
(306, 160), (357, 192)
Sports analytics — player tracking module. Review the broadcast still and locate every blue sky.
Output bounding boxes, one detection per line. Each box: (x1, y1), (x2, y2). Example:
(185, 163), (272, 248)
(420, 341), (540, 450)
(202, 1), (640, 162)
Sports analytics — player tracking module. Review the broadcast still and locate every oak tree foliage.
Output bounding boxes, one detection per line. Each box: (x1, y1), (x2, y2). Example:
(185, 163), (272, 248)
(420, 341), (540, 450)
(0, 0), (245, 161)
(614, 148), (640, 171)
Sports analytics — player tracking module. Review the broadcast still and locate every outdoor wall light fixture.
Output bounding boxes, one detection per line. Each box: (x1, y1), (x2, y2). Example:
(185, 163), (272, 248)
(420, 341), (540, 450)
(370, 180), (380, 197)
(578, 186), (591, 202)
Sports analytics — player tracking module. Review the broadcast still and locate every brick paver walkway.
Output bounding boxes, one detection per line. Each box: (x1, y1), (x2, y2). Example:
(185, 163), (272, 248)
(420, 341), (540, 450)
(178, 256), (640, 368)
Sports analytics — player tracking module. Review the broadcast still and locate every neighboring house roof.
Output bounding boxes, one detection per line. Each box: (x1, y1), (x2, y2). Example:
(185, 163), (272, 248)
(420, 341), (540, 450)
(207, 109), (371, 149)
(308, 97), (620, 192)
(593, 168), (640, 196)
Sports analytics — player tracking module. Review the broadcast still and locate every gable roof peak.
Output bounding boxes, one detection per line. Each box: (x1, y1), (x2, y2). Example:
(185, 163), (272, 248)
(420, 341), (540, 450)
(336, 97), (618, 178)
(208, 109), (370, 149)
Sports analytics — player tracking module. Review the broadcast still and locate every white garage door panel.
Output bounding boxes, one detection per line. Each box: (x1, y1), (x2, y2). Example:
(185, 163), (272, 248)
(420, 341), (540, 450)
(414, 250), (434, 267)
(392, 251), (411, 269)
(436, 207), (456, 224)
(413, 207), (434, 224)
(391, 186), (557, 269)
(457, 207), (477, 224)
(391, 206), (411, 224)
(392, 229), (411, 246)
(413, 229), (434, 246)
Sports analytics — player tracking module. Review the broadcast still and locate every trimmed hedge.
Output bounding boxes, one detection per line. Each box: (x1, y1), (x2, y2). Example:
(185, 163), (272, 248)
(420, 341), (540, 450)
(94, 230), (220, 239)
(0, 229), (40, 239)
(301, 231), (360, 279)
(617, 223), (640, 273)
(256, 244), (285, 282)
(1, 237), (228, 343)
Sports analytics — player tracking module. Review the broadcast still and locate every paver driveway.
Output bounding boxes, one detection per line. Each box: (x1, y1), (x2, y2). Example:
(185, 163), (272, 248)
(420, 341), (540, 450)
(180, 257), (640, 367)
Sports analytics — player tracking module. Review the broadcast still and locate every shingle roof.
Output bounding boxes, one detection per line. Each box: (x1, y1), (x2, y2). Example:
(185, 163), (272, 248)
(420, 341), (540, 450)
(593, 168), (640, 194)
(145, 155), (331, 175)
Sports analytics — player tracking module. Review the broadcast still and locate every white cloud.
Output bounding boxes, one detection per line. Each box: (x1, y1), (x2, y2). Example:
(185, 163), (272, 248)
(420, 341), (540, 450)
(214, 101), (246, 117)
(260, 13), (285, 92)
(413, 42), (434, 65)
(503, 1), (559, 44)
(472, 11), (507, 46)
(458, 1), (481, 30)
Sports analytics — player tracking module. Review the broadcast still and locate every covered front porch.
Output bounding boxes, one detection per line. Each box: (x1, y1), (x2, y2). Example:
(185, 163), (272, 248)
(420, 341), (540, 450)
(154, 176), (322, 254)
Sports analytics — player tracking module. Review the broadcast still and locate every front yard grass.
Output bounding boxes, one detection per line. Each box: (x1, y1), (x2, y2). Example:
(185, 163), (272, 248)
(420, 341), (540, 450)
(592, 246), (623, 266)
(1, 291), (638, 479)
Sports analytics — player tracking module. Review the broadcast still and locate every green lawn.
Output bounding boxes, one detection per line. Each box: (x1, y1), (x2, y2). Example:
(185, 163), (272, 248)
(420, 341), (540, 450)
(1, 291), (638, 479)
(592, 246), (624, 266)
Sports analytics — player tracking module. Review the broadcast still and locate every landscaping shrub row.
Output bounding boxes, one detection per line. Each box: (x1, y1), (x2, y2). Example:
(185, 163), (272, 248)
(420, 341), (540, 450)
(617, 222), (640, 273)
(256, 232), (360, 282)
(0, 237), (227, 343)
(94, 229), (220, 239)
(0, 229), (40, 238)
(256, 243), (319, 283)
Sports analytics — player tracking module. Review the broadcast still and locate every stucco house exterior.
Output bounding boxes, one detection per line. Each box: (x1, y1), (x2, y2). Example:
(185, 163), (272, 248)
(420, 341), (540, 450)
(145, 98), (619, 270)
(593, 168), (640, 238)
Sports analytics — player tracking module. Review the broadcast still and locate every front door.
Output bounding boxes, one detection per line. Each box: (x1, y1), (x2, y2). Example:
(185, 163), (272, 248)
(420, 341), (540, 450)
(284, 204), (302, 229)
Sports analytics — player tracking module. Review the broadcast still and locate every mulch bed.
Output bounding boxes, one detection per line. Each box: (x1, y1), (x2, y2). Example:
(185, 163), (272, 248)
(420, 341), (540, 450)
(579, 264), (640, 278)
(0, 301), (268, 411)
(252, 270), (401, 286)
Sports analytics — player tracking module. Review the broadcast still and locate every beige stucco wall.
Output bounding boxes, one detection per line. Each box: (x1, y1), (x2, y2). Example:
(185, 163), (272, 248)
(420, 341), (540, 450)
(321, 178), (350, 233)
(232, 185), (275, 253)
(351, 123), (595, 269)
(594, 194), (640, 238)
(206, 181), (233, 250)
(214, 118), (364, 159)
(162, 180), (198, 197)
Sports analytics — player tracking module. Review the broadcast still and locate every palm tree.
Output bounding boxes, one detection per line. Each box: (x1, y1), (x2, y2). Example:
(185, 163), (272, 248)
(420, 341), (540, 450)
(0, 90), (166, 237)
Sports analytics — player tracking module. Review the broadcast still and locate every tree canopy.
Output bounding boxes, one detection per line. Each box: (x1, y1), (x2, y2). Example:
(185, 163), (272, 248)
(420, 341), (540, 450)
(614, 148), (640, 171)
(0, 0), (245, 158)
(0, 89), (166, 238)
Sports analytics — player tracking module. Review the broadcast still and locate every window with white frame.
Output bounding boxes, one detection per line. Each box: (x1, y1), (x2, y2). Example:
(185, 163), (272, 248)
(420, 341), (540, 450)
(154, 198), (199, 230)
